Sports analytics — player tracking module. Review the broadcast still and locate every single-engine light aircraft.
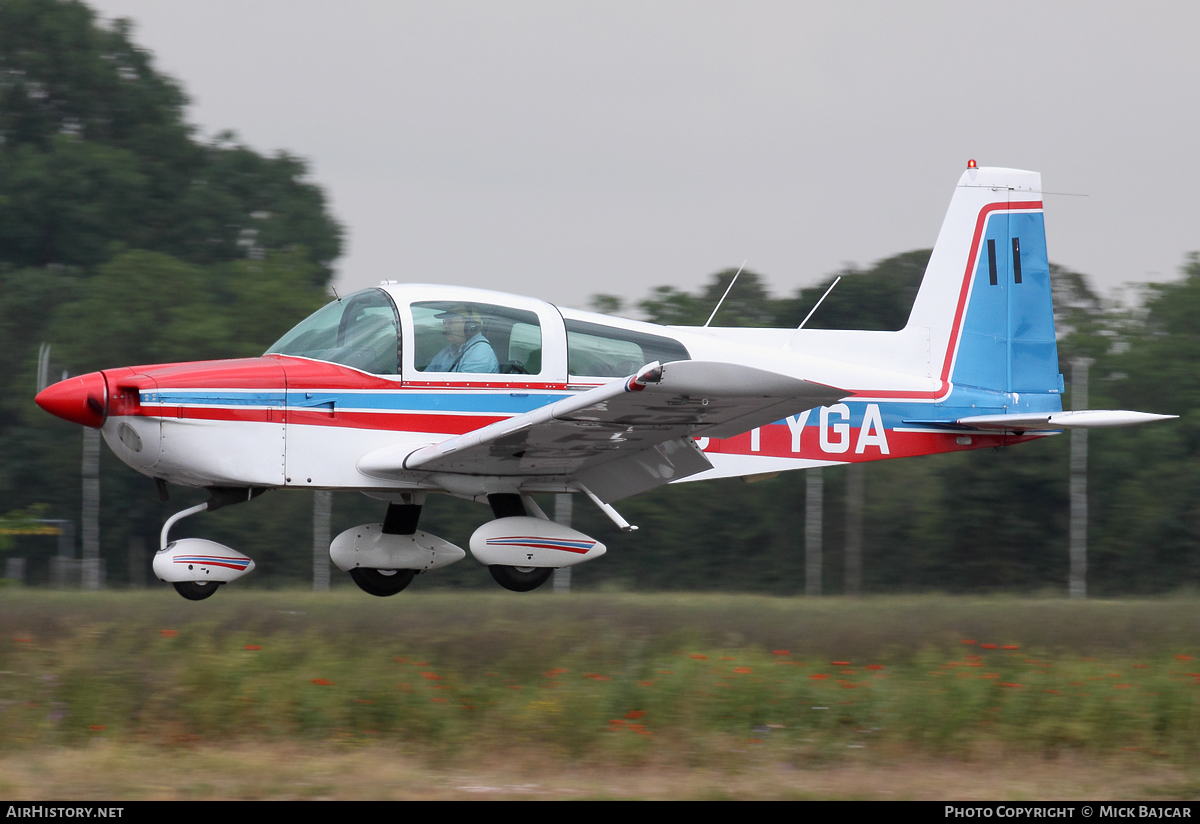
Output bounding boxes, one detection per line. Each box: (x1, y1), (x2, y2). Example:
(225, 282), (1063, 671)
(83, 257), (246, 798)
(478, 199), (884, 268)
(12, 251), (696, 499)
(36, 165), (1174, 600)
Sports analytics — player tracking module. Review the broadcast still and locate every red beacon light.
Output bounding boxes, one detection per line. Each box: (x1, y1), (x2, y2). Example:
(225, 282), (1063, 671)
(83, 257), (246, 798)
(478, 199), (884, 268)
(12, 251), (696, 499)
(967, 159), (978, 169)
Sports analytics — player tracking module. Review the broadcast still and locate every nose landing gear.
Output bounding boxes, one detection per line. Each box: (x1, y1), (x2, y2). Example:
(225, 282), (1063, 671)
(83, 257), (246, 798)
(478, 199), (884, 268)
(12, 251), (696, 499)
(153, 488), (262, 600)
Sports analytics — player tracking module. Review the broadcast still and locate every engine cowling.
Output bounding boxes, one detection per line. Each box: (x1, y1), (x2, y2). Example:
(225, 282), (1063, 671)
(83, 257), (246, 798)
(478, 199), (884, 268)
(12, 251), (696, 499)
(153, 538), (255, 583)
(469, 516), (606, 568)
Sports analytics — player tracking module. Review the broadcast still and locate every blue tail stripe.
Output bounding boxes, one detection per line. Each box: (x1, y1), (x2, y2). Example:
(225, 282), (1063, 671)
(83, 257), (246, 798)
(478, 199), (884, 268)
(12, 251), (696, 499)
(951, 211), (1060, 398)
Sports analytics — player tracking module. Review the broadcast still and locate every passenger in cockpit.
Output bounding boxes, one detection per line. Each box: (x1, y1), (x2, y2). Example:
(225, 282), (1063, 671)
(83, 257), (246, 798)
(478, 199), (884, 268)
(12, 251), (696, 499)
(426, 305), (500, 373)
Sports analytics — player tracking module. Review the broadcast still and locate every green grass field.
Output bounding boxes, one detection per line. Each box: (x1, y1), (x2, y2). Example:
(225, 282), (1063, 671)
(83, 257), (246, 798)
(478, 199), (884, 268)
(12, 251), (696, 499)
(2, 589), (1200, 799)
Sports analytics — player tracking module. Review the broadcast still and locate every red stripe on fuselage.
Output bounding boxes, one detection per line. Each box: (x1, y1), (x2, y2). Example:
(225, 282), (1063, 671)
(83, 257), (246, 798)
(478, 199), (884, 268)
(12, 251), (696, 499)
(143, 406), (280, 424)
(703, 424), (1044, 461)
(284, 410), (508, 434)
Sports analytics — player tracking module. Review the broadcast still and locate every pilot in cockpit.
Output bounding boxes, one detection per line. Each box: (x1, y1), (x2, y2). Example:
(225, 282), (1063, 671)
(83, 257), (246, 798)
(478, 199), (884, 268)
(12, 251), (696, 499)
(425, 305), (500, 373)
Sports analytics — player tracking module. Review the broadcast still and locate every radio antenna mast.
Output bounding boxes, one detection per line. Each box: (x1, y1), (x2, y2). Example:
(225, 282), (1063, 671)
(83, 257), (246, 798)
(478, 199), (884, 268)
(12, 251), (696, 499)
(785, 275), (842, 347)
(704, 260), (748, 328)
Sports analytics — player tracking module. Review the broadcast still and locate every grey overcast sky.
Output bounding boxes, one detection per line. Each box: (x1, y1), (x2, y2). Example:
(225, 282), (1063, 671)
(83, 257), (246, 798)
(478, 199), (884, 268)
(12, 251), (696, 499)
(87, 0), (1200, 312)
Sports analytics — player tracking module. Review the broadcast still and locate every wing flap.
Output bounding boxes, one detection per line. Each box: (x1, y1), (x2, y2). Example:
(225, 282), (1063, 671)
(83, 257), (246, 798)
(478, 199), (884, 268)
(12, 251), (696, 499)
(575, 436), (714, 503)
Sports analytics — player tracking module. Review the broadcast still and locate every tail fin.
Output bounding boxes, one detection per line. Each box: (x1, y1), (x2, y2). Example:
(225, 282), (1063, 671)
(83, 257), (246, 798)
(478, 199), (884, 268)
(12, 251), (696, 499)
(906, 166), (1062, 404)
(676, 165), (1171, 478)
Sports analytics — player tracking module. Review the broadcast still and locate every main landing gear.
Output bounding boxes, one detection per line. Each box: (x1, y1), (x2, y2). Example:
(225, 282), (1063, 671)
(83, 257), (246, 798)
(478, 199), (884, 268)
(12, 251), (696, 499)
(488, 564), (554, 592)
(328, 492), (465, 595)
(484, 493), (555, 593)
(173, 580), (221, 601)
(349, 567), (416, 596)
(334, 491), (609, 597)
(348, 501), (421, 597)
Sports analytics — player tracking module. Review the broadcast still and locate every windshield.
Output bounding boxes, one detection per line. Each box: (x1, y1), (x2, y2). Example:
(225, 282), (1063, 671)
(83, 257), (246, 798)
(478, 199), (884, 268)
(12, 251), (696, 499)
(265, 288), (401, 375)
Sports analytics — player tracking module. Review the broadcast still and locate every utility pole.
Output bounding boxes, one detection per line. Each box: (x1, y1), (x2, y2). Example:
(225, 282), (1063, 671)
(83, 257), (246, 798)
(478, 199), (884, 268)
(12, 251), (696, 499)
(1069, 357), (1093, 599)
(805, 467), (823, 596)
(47, 519), (76, 588)
(553, 493), (572, 594)
(844, 463), (864, 596)
(81, 427), (101, 590)
(313, 490), (332, 592)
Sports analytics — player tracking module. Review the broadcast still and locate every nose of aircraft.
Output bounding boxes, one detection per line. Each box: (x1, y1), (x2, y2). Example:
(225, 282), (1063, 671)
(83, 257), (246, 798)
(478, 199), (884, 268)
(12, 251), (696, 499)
(35, 371), (109, 428)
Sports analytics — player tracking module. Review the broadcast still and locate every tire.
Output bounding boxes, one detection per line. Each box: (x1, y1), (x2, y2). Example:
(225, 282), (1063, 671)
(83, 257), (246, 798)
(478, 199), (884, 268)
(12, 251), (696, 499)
(489, 565), (553, 592)
(173, 580), (221, 601)
(349, 567), (415, 597)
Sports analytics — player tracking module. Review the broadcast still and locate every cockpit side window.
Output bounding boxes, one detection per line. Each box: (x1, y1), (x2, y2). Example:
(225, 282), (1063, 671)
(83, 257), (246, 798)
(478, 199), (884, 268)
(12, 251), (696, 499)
(565, 320), (690, 378)
(265, 288), (401, 375)
(412, 302), (542, 375)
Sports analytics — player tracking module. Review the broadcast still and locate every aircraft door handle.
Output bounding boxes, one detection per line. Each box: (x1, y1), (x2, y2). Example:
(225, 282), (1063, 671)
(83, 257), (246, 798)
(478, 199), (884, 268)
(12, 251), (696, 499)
(295, 395), (337, 412)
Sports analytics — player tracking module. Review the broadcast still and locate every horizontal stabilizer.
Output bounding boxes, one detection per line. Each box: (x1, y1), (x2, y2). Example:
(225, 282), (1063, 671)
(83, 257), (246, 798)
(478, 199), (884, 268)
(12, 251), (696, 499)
(908, 410), (1177, 432)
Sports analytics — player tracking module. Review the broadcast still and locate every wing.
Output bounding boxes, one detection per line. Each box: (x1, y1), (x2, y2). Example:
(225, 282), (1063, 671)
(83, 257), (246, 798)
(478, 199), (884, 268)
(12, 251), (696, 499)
(358, 360), (849, 502)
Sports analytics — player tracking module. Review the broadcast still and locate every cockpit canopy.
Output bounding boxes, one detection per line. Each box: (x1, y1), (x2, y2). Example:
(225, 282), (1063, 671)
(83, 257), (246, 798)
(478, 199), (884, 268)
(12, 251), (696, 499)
(266, 285), (691, 382)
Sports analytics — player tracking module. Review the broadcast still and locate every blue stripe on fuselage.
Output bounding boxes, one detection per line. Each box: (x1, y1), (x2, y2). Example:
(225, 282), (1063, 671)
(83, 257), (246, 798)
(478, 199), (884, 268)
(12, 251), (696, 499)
(142, 391), (286, 407)
(141, 389), (570, 414)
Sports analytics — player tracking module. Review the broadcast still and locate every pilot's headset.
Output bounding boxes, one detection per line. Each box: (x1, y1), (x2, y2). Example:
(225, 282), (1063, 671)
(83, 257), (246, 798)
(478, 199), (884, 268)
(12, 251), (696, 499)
(438, 304), (484, 337)
(460, 307), (483, 336)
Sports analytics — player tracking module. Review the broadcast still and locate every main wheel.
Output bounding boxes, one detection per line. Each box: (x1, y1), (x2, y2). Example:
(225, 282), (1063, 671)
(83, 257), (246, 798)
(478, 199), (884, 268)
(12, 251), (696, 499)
(489, 565), (554, 592)
(173, 580), (221, 601)
(349, 567), (416, 597)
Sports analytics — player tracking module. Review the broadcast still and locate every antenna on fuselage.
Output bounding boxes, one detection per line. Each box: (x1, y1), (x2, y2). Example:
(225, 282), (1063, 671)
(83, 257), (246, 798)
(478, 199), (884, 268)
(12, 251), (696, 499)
(785, 275), (842, 347)
(332, 287), (342, 303)
(703, 260), (748, 328)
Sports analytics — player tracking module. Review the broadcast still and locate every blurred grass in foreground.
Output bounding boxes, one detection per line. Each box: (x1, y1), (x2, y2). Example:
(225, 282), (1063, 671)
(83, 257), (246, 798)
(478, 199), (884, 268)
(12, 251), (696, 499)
(2, 590), (1200, 767)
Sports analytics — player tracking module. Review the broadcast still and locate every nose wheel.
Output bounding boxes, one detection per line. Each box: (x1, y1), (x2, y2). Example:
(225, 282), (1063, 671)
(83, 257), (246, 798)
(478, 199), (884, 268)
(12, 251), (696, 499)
(156, 496), (258, 600)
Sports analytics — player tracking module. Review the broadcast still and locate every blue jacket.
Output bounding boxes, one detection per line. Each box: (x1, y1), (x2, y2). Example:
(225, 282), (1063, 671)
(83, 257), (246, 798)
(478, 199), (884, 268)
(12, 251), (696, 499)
(425, 333), (499, 373)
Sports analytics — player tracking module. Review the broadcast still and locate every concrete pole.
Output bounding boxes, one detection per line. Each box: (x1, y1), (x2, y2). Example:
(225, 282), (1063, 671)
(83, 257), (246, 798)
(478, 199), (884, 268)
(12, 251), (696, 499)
(844, 463), (864, 596)
(1069, 357), (1093, 599)
(49, 519), (75, 589)
(127, 534), (146, 588)
(553, 493), (572, 594)
(805, 467), (823, 596)
(81, 427), (101, 590)
(313, 490), (332, 592)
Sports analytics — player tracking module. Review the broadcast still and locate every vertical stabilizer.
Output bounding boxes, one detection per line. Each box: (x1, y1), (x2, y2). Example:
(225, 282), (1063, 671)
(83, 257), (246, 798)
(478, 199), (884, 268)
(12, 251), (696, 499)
(906, 166), (1061, 401)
